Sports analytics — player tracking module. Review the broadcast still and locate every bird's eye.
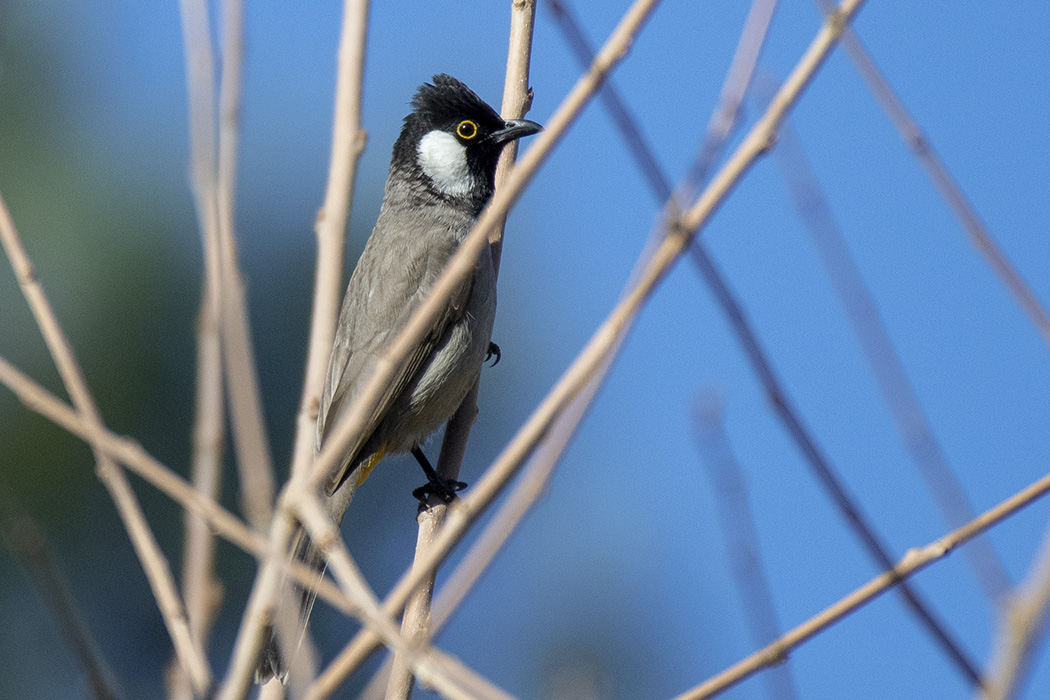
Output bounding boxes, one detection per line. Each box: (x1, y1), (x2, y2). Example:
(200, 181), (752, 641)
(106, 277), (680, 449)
(456, 120), (478, 140)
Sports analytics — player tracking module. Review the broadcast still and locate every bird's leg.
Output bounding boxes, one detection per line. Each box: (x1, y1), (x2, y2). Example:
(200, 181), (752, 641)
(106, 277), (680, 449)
(411, 446), (467, 504)
(485, 341), (501, 367)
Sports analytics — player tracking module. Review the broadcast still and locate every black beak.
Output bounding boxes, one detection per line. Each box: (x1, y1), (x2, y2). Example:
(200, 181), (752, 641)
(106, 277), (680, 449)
(491, 119), (543, 145)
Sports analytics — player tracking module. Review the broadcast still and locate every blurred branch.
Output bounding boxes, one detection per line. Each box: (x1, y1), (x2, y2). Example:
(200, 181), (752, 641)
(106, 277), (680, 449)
(692, 397), (798, 700)
(0, 191), (214, 694)
(765, 98), (1009, 600)
(216, 0), (371, 695)
(385, 3), (538, 699)
(173, 1), (226, 684)
(169, 295), (225, 700)
(981, 529), (1050, 700)
(551, 0), (979, 684)
(303, 2), (664, 696)
(680, 0), (780, 196)
(0, 354), (361, 618)
(179, 0), (276, 532)
(671, 463), (1050, 700)
(174, 4), (227, 693)
(214, 0), (278, 529)
(307, 1), (868, 695)
(812, 0), (1050, 350)
(293, 491), (516, 700)
(307, 0), (663, 492)
(0, 482), (126, 700)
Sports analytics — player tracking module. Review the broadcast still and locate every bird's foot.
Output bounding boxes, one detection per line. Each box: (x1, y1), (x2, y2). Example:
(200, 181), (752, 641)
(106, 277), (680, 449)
(412, 477), (467, 505)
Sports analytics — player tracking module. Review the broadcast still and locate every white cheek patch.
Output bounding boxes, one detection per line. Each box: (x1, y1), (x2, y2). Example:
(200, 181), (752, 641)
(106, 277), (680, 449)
(417, 130), (473, 196)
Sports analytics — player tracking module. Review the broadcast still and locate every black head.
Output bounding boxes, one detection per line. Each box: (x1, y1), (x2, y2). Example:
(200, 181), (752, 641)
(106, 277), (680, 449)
(390, 74), (541, 210)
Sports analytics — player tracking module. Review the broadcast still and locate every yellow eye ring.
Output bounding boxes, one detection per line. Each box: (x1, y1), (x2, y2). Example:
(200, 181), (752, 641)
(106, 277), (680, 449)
(456, 120), (478, 140)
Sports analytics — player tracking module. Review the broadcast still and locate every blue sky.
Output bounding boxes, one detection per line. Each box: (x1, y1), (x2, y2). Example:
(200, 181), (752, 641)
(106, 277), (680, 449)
(1, 1), (1049, 699)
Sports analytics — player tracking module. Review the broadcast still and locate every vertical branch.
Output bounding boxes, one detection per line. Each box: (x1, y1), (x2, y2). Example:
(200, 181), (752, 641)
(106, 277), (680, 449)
(217, 0), (371, 694)
(214, 0), (277, 529)
(0, 191), (214, 695)
(169, 299), (225, 700)
(173, 0), (226, 696)
(385, 3), (538, 699)
(290, 0), (370, 487)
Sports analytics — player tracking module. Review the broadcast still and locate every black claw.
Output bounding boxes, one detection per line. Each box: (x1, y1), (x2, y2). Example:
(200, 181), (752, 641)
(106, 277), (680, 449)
(411, 445), (468, 505)
(412, 478), (467, 505)
(486, 341), (501, 367)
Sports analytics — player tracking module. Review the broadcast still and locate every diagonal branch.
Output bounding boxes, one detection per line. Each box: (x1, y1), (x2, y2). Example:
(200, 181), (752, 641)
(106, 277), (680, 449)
(385, 3), (539, 699)
(553, 0), (979, 682)
(0, 482), (127, 700)
(766, 103), (1009, 600)
(812, 0), (1050, 350)
(0, 191), (214, 695)
(306, 1), (869, 694)
(0, 354), (364, 620)
(671, 465), (1050, 700)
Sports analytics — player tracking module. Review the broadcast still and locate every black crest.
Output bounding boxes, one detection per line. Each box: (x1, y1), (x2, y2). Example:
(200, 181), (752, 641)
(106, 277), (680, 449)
(408, 74), (503, 133)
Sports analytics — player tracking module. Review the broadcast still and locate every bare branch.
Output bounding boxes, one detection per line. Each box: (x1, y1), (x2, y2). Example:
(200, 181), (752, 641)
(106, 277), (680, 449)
(766, 100), (1009, 599)
(812, 0), (1050, 350)
(0, 355), (359, 618)
(386, 3), (539, 698)
(671, 464), (1050, 700)
(981, 529), (1050, 700)
(293, 490), (516, 700)
(692, 397), (798, 700)
(0, 191), (213, 694)
(306, 1), (868, 694)
(174, 2), (227, 683)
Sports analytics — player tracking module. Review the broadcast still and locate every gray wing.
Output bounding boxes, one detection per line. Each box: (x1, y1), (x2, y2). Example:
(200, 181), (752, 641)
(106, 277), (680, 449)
(318, 211), (474, 496)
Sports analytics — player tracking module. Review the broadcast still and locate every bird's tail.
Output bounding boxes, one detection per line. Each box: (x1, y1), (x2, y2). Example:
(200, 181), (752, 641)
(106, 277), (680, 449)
(253, 525), (328, 685)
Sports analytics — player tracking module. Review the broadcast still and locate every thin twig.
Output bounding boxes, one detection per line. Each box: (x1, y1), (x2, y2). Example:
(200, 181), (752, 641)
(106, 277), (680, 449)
(303, 2), (664, 696)
(766, 101), (1009, 600)
(553, 0), (979, 682)
(216, 0), (372, 694)
(981, 529), (1050, 700)
(293, 490), (516, 700)
(173, 0), (227, 696)
(0, 191), (214, 695)
(214, 0), (277, 529)
(671, 465), (1050, 700)
(692, 397), (798, 700)
(812, 0), (1050, 351)
(385, 3), (538, 699)
(0, 354), (359, 618)
(307, 0), (664, 492)
(680, 0), (780, 196)
(0, 482), (127, 700)
(306, 0), (865, 693)
(169, 292), (225, 700)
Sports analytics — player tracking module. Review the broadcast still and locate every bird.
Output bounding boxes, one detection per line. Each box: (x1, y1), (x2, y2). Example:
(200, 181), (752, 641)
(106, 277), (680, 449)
(255, 74), (541, 683)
